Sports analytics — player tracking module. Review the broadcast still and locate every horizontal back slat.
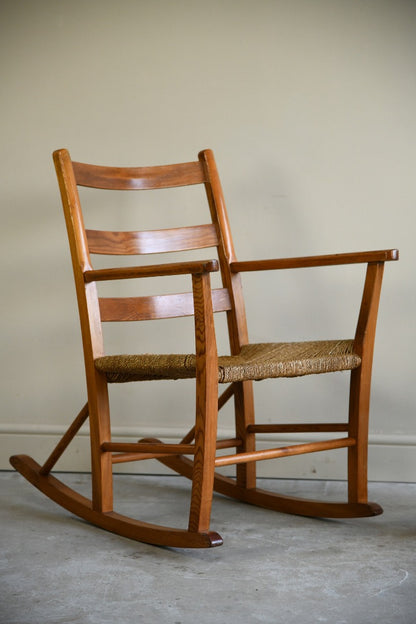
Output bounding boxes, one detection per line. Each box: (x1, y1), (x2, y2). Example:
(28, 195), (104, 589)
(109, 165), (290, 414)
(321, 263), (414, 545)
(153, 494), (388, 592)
(87, 224), (218, 255)
(73, 160), (205, 190)
(99, 288), (231, 322)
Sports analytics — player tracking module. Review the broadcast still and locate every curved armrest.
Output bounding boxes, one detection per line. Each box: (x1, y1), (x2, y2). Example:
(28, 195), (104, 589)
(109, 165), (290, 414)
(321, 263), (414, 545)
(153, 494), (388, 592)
(230, 249), (398, 273)
(84, 259), (219, 282)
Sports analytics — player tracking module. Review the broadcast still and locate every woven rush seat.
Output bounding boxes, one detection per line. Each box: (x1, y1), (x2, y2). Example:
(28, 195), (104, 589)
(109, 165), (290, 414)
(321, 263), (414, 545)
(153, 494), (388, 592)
(94, 339), (361, 383)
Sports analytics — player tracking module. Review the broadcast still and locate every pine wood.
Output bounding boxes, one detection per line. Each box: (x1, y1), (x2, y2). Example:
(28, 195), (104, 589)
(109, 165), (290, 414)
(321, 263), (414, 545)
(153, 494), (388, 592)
(348, 262), (386, 503)
(86, 224), (218, 255)
(10, 147), (398, 548)
(231, 249), (398, 273)
(99, 288), (231, 322)
(247, 423), (349, 433)
(101, 441), (197, 454)
(10, 455), (222, 548)
(84, 259), (218, 282)
(187, 271), (219, 533)
(109, 437), (241, 465)
(72, 160), (205, 190)
(157, 453), (382, 518)
(39, 403), (89, 475)
(214, 437), (356, 467)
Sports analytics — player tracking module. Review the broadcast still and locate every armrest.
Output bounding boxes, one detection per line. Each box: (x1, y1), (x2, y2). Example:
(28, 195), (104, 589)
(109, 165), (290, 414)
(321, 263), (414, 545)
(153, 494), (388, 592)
(84, 259), (219, 282)
(230, 249), (398, 273)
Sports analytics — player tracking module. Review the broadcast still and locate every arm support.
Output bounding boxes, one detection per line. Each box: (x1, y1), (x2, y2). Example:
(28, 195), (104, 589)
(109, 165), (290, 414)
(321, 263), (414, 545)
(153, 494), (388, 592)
(84, 259), (219, 282)
(230, 249), (398, 273)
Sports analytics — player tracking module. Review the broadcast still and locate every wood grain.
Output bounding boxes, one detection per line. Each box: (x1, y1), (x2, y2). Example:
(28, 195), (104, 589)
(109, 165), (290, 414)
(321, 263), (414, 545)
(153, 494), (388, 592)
(84, 259), (218, 282)
(87, 224), (218, 255)
(99, 288), (231, 322)
(214, 437), (356, 467)
(231, 249), (398, 273)
(73, 160), (205, 190)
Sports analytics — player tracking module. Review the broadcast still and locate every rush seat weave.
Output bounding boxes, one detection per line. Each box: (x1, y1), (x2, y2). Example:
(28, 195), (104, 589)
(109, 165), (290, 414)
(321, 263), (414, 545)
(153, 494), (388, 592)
(95, 339), (361, 383)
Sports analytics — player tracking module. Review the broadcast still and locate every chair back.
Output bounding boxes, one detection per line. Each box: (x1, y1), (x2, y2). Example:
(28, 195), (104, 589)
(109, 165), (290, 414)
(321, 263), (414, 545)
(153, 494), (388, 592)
(53, 149), (249, 361)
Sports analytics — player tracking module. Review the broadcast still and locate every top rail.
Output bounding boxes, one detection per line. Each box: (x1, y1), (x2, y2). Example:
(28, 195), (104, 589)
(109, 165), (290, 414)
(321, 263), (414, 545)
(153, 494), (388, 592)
(73, 160), (206, 190)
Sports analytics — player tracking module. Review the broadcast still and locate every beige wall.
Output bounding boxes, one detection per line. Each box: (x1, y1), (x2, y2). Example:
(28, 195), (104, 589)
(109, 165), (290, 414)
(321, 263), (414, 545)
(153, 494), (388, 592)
(1, 0), (415, 480)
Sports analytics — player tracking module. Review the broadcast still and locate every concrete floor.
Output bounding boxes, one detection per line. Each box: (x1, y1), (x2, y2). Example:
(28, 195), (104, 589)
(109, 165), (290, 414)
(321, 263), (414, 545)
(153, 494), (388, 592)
(1, 472), (415, 624)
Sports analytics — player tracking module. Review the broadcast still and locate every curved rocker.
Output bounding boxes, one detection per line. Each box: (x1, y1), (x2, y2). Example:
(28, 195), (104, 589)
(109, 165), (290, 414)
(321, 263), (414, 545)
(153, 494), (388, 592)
(157, 454), (383, 519)
(10, 454), (223, 548)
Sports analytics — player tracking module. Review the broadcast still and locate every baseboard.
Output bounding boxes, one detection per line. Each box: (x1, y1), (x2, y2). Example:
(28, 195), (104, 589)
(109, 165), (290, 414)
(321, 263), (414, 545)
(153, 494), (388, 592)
(2, 424), (415, 482)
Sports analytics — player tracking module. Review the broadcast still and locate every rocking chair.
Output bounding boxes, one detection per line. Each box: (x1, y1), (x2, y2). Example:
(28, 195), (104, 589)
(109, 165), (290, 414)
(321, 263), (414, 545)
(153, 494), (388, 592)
(10, 148), (398, 548)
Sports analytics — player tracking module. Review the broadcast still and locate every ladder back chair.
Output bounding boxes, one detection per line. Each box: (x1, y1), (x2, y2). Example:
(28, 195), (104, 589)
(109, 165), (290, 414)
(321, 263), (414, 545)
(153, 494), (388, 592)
(10, 148), (398, 548)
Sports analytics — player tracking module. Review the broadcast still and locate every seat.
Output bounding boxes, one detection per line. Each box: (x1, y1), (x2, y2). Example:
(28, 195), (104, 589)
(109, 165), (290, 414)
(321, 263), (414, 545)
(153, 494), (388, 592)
(10, 148), (398, 548)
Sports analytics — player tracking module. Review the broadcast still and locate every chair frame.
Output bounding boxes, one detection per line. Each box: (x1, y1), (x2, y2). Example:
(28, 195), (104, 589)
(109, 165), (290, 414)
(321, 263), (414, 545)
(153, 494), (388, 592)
(10, 148), (398, 548)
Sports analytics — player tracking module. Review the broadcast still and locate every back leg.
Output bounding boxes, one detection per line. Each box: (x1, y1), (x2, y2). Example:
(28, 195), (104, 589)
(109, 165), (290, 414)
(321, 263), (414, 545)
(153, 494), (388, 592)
(234, 380), (257, 490)
(88, 373), (114, 513)
(348, 366), (370, 504)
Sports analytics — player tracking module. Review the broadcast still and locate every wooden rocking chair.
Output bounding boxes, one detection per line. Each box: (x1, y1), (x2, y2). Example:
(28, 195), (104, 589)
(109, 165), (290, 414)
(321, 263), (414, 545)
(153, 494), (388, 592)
(10, 148), (398, 548)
